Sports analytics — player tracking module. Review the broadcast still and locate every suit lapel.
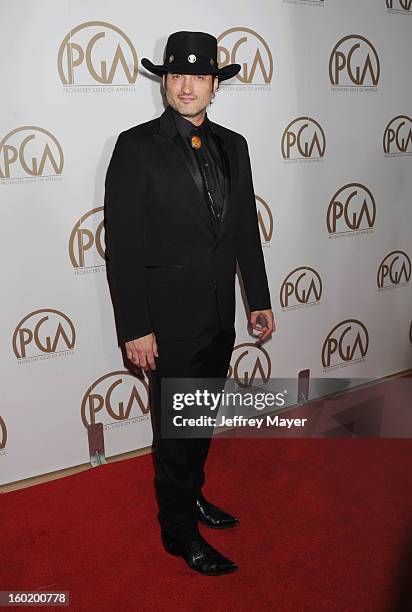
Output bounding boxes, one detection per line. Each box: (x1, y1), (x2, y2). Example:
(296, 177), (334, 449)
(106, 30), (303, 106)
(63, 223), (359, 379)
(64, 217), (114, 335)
(153, 105), (234, 243)
(171, 131), (217, 236)
(154, 105), (216, 239)
(209, 125), (232, 228)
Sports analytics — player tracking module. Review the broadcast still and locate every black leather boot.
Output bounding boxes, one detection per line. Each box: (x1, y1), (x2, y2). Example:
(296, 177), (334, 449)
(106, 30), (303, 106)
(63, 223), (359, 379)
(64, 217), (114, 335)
(196, 493), (239, 529)
(161, 532), (238, 576)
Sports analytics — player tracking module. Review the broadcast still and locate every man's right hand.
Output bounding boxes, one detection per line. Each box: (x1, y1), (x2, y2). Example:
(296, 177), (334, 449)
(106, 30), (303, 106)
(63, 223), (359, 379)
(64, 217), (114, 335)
(125, 332), (158, 371)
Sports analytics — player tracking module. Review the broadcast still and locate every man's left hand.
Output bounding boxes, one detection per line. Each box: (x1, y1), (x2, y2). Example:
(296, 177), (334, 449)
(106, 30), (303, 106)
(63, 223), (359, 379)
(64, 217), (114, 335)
(250, 309), (275, 343)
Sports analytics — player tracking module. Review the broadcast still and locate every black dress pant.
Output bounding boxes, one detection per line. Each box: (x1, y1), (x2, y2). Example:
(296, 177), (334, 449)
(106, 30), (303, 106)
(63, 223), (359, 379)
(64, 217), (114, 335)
(149, 290), (236, 541)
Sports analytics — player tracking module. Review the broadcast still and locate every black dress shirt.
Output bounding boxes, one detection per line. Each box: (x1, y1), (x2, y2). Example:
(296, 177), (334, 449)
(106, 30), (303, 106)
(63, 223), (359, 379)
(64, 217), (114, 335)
(171, 106), (226, 224)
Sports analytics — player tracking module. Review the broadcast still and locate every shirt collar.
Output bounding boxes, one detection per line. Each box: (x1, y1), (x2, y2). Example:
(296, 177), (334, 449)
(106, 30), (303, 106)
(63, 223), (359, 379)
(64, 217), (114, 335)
(170, 106), (211, 141)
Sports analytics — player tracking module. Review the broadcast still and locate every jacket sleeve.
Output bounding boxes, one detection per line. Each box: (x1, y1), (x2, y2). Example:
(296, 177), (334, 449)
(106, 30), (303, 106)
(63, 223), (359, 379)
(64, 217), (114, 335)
(104, 131), (153, 343)
(235, 135), (272, 312)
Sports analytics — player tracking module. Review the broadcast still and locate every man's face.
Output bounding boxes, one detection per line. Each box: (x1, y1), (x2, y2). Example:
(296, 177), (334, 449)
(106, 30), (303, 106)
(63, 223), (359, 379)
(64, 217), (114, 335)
(163, 73), (219, 119)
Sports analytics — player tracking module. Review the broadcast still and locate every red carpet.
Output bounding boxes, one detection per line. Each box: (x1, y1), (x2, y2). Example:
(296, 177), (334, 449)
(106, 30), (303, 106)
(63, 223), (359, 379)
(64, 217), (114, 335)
(2, 438), (412, 611)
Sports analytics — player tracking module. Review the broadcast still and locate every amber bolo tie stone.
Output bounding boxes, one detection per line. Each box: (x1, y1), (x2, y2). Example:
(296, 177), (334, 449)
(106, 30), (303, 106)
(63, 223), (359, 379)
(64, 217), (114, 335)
(190, 134), (202, 149)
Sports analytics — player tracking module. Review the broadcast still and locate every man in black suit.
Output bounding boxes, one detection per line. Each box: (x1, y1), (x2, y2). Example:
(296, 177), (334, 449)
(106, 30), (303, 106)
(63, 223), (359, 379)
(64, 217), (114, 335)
(104, 31), (275, 576)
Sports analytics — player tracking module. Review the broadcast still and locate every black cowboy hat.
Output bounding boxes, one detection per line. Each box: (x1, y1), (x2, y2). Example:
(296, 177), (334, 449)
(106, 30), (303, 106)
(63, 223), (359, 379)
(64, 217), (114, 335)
(141, 30), (241, 82)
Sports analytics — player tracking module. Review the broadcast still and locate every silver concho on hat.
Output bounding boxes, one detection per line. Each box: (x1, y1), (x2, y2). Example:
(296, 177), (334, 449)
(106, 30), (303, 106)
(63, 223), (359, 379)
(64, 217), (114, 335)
(210, 58), (215, 66)
(188, 54), (197, 63)
(168, 54), (174, 63)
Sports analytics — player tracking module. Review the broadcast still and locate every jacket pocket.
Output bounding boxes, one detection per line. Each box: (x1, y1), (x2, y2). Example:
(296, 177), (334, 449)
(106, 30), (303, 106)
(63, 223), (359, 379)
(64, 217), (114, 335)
(144, 264), (184, 285)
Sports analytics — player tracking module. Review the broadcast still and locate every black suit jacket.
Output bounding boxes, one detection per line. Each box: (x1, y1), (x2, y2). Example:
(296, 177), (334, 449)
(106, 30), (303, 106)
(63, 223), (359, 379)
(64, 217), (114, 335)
(104, 104), (271, 343)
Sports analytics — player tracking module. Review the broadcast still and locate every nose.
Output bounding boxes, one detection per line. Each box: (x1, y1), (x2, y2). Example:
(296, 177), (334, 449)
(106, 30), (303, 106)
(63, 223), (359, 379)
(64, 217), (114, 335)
(181, 75), (194, 93)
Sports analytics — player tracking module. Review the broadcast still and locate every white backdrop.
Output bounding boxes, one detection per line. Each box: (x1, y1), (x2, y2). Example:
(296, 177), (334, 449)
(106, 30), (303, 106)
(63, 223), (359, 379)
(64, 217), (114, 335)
(1, 0), (411, 485)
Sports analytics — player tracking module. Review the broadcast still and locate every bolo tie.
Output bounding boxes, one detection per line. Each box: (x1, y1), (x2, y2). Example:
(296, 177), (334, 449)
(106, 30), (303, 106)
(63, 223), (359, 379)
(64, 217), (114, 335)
(189, 131), (221, 226)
